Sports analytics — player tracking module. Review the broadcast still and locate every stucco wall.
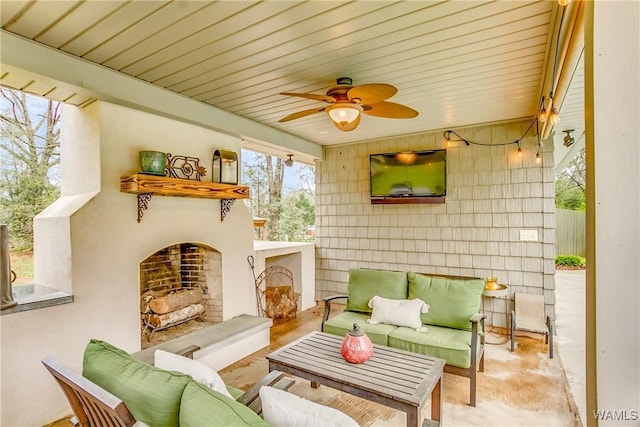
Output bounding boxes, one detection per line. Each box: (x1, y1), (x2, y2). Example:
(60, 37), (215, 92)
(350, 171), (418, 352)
(1, 101), (257, 426)
(587, 1), (640, 423)
(315, 120), (556, 326)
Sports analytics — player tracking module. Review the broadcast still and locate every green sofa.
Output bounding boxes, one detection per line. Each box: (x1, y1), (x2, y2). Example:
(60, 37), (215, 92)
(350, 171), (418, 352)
(82, 339), (270, 427)
(321, 268), (486, 407)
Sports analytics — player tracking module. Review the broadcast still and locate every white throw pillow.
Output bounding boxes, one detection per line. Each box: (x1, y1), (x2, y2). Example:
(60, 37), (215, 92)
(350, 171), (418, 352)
(260, 386), (359, 427)
(153, 349), (234, 399)
(367, 296), (429, 330)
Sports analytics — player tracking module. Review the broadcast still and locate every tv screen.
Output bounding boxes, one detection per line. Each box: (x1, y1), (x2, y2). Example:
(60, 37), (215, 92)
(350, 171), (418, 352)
(370, 150), (446, 203)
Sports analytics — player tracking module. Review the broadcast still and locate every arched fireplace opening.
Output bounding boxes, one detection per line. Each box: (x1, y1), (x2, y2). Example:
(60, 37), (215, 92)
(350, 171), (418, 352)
(139, 242), (222, 348)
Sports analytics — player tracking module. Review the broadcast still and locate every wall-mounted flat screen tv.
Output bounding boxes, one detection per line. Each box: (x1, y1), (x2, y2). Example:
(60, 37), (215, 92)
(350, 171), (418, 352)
(369, 150), (446, 204)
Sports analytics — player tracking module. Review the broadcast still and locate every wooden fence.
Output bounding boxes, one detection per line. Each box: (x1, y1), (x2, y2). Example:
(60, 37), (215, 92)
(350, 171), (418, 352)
(555, 208), (586, 257)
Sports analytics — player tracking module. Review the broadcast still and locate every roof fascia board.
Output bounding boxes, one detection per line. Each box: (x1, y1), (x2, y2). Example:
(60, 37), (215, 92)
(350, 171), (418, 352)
(0, 31), (322, 160)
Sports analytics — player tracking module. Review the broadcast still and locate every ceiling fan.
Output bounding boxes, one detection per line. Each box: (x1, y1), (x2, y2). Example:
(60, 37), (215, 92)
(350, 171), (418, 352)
(278, 77), (418, 132)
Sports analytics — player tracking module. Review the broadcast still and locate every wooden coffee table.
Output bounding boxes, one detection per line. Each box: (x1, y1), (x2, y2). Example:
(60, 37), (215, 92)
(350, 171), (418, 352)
(266, 331), (445, 427)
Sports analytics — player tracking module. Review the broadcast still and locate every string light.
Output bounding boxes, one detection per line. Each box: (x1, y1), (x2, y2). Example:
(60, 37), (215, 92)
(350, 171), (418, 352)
(541, 7), (565, 128)
(443, 118), (538, 160)
(549, 106), (560, 125)
(538, 96), (548, 123)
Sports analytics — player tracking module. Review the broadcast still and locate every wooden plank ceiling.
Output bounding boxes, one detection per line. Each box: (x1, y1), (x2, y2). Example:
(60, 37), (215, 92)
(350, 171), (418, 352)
(1, 0), (562, 147)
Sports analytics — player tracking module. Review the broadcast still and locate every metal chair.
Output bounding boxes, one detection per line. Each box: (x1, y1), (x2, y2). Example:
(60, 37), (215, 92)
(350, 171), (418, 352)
(510, 293), (554, 358)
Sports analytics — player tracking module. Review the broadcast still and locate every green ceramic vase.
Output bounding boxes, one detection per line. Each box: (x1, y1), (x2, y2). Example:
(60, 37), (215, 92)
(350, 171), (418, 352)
(139, 151), (167, 175)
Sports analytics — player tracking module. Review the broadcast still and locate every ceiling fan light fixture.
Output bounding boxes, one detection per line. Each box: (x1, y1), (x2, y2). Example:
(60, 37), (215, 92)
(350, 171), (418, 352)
(326, 103), (362, 125)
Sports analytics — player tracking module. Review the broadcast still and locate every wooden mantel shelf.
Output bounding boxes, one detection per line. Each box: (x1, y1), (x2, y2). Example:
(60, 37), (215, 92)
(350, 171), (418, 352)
(120, 174), (249, 222)
(120, 174), (249, 199)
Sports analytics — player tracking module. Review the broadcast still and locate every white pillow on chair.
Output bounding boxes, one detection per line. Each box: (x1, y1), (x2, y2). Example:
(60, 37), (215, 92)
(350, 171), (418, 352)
(154, 349), (234, 399)
(367, 296), (429, 330)
(260, 386), (359, 427)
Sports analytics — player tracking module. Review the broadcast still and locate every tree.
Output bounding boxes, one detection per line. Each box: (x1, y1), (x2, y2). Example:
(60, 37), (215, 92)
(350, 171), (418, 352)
(242, 151), (284, 239)
(555, 148), (585, 211)
(241, 150), (315, 241)
(265, 154), (285, 238)
(0, 88), (60, 250)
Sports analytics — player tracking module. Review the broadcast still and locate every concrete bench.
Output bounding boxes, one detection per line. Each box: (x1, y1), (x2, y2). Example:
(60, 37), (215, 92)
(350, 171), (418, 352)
(132, 314), (272, 370)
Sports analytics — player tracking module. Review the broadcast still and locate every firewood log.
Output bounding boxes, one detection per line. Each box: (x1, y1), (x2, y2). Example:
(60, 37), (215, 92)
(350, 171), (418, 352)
(264, 286), (298, 319)
(148, 288), (203, 314)
(144, 303), (204, 328)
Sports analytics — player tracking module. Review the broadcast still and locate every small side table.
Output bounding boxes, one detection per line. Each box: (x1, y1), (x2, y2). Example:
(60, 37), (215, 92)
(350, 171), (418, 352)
(483, 284), (509, 344)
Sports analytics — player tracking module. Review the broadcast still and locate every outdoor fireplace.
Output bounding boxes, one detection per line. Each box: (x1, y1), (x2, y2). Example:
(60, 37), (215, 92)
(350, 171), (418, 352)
(139, 243), (222, 345)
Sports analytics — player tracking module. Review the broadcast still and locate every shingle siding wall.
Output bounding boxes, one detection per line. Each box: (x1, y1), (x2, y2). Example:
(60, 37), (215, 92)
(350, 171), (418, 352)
(314, 120), (556, 326)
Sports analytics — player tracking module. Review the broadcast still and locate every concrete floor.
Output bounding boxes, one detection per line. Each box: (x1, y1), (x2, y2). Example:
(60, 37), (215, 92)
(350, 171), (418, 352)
(554, 269), (587, 426)
(221, 302), (578, 426)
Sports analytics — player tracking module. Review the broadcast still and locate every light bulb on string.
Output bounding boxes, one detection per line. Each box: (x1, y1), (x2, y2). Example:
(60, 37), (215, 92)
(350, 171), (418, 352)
(539, 106), (548, 123)
(549, 107), (560, 126)
(538, 96), (548, 123)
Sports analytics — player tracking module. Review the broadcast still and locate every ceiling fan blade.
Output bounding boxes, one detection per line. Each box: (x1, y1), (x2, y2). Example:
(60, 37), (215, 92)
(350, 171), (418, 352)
(347, 84), (397, 104)
(330, 112), (361, 132)
(278, 107), (326, 122)
(363, 101), (418, 119)
(280, 92), (335, 103)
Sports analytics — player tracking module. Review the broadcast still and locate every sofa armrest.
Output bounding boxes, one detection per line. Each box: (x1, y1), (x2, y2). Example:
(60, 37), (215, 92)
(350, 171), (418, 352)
(470, 312), (486, 323)
(236, 370), (295, 415)
(470, 312), (486, 349)
(321, 295), (348, 331)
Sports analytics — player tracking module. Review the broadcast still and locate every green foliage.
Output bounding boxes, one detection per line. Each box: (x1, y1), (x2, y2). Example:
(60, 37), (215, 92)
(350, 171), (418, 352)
(555, 148), (585, 211)
(0, 88), (60, 251)
(555, 255), (586, 266)
(0, 174), (59, 250)
(276, 192), (315, 242)
(555, 179), (585, 211)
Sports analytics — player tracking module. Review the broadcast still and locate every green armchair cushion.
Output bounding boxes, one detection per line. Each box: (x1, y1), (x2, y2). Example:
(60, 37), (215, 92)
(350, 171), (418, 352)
(179, 380), (270, 427)
(345, 269), (408, 314)
(408, 273), (485, 331)
(82, 339), (190, 427)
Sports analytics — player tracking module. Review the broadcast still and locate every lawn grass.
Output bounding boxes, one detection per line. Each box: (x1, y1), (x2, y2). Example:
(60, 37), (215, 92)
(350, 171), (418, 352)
(9, 251), (34, 283)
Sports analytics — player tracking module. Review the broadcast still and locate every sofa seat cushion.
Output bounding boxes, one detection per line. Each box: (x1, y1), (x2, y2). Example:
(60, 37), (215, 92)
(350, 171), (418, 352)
(345, 269), (408, 314)
(408, 273), (485, 331)
(83, 339), (191, 427)
(388, 325), (478, 369)
(179, 380), (270, 427)
(323, 311), (398, 346)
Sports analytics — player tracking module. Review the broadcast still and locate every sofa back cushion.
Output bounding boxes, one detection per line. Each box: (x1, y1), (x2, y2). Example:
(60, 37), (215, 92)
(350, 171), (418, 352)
(179, 380), (270, 427)
(345, 269), (408, 314)
(408, 273), (485, 331)
(83, 339), (191, 427)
